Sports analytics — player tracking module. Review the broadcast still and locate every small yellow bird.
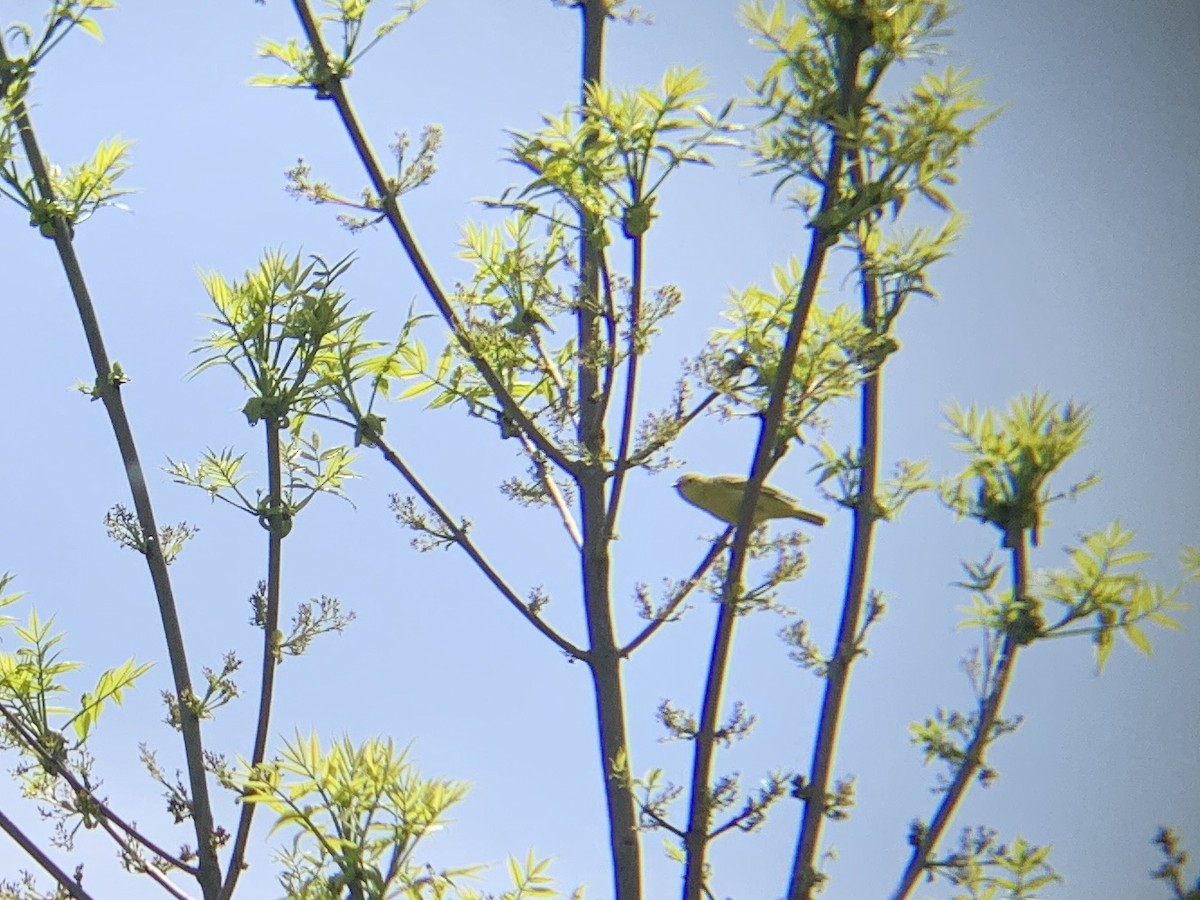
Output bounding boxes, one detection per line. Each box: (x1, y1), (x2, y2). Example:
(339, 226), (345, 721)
(674, 473), (827, 527)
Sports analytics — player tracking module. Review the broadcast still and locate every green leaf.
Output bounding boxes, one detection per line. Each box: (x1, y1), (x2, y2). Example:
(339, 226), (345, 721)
(1124, 622), (1151, 657)
(1181, 546), (1200, 581)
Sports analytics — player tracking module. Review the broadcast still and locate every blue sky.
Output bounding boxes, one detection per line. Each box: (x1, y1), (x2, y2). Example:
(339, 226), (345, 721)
(1, 1), (1197, 898)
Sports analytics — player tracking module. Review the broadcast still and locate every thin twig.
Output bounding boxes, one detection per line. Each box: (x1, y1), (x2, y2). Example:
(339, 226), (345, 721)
(594, 245), (621, 429)
(374, 434), (585, 660)
(638, 805), (685, 839)
(889, 542), (1026, 900)
(620, 528), (732, 658)
(519, 432), (583, 549)
(0, 806), (95, 900)
(96, 817), (195, 900)
(529, 327), (572, 413)
(604, 232), (643, 537)
(626, 389), (721, 470)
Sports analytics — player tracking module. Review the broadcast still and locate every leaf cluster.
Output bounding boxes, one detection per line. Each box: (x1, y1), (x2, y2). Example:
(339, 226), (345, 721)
(942, 392), (1096, 549)
(744, 0), (992, 228)
(253, 1), (426, 97)
(0, 579), (150, 755)
(702, 259), (893, 443)
(924, 827), (1061, 900)
(239, 733), (572, 899)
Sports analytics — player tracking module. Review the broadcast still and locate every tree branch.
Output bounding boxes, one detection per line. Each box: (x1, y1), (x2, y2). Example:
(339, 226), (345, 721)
(593, 244), (621, 435)
(572, 4), (644, 899)
(682, 24), (870, 900)
(374, 434), (585, 660)
(889, 540), (1027, 900)
(95, 816), (195, 900)
(604, 231), (644, 537)
(0, 703), (199, 888)
(0, 806), (94, 900)
(620, 528), (731, 658)
(288, 0), (576, 477)
(787, 139), (886, 900)
(519, 433), (584, 550)
(0, 35), (221, 900)
(220, 419), (287, 899)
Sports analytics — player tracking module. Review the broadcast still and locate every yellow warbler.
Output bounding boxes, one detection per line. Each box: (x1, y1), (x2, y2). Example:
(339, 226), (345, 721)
(674, 473), (827, 527)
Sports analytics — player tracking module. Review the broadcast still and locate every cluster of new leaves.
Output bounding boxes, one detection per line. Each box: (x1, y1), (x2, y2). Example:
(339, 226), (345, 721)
(0, 3), (109, 115)
(239, 733), (474, 898)
(942, 393), (1097, 550)
(854, 215), (962, 329)
(3, 0), (112, 50)
(168, 433), (359, 538)
(394, 67), (736, 460)
(900, 391), (1188, 894)
(0, 574), (152, 850)
(0, 134), (133, 239)
(1027, 524), (1183, 668)
(253, 1), (427, 97)
(0, 576), (149, 763)
(702, 0), (992, 492)
(921, 827), (1061, 900)
(424, 210), (580, 449)
(744, 0), (989, 222)
(1, 4), (130, 237)
(170, 251), (367, 533)
(701, 257), (895, 443)
(193, 251), (363, 428)
(930, 390), (1183, 695)
(505, 66), (738, 238)
(239, 733), (572, 899)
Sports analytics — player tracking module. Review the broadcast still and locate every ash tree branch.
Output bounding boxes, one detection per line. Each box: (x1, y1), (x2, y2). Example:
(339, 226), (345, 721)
(788, 131), (887, 900)
(0, 34), (221, 900)
(0, 806), (94, 900)
(220, 419), (287, 899)
(0, 703), (198, 879)
(288, 0), (576, 477)
(621, 528), (732, 658)
(683, 19), (873, 900)
(374, 433), (585, 661)
(890, 540), (1027, 900)
(518, 432), (584, 550)
(604, 229), (644, 538)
